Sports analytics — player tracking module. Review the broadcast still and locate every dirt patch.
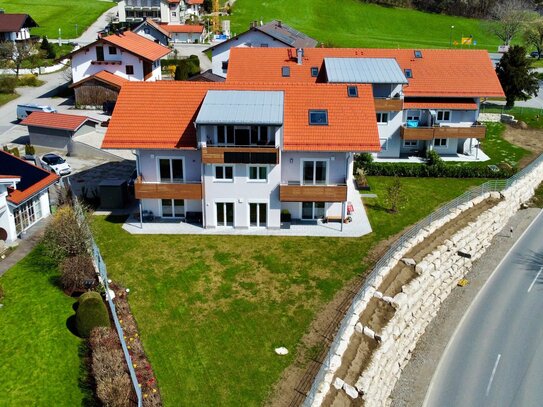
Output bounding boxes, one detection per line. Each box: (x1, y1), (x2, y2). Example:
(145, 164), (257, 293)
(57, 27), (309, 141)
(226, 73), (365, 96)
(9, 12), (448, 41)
(502, 126), (543, 168)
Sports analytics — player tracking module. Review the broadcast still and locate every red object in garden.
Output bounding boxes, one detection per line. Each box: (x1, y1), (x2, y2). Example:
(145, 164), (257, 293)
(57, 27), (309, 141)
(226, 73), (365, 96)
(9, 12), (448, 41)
(347, 202), (354, 214)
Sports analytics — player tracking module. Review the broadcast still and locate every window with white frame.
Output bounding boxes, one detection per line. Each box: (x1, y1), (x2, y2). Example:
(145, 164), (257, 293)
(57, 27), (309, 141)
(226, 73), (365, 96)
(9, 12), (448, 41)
(14, 197), (42, 234)
(159, 158), (184, 183)
(403, 140), (418, 147)
(436, 110), (451, 121)
(434, 138), (447, 147)
(376, 112), (389, 124)
(248, 165), (267, 181)
(302, 160), (327, 185)
(161, 199), (184, 218)
(214, 165), (234, 181)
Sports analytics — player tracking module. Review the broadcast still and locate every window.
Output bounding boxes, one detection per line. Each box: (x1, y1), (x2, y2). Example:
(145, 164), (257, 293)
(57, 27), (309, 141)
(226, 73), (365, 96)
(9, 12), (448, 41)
(282, 66), (290, 77)
(404, 69), (412, 78)
(222, 60), (229, 70)
(376, 112), (389, 124)
(161, 199), (184, 218)
(436, 110), (451, 121)
(311, 67), (319, 77)
(108, 46), (117, 55)
(303, 160), (327, 185)
(347, 86), (358, 97)
(250, 126), (269, 145)
(248, 165), (267, 181)
(159, 158), (184, 182)
(406, 110), (420, 121)
(215, 165), (234, 181)
(171, 11), (176, 16)
(249, 203), (267, 227)
(309, 110), (328, 125)
(434, 138), (447, 147)
(96, 46), (104, 61)
(14, 197), (42, 234)
(414, 50), (422, 58)
(260, 43), (268, 47)
(126, 65), (134, 75)
(380, 138), (388, 151)
(403, 140), (418, 147)
(216, 202), (234, 226)
(302, 202), (325, 220)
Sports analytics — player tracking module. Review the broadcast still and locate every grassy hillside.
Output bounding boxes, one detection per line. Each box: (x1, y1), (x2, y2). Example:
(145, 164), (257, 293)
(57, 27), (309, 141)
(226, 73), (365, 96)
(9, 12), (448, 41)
(229, 0), (501, 50)
(2, 0), (115, 39)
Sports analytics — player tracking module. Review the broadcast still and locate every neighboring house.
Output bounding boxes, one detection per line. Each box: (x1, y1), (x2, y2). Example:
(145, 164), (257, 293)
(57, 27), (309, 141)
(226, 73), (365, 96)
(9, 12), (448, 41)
(21, 112), (100, 153)
(67, 31), (170, 105)
(226, 47), (505, 159)
(205, 20), (318, 78)
(160, 23), (205, 43)
(0, 13), (38, 42)
(189, 69), (225, 82)
(118, 0), (202, 24)
(69, 70), (128, 107)
(0, 151), (58, 243)
(102, 81), (379, 230)
(133, 18), (171, 46)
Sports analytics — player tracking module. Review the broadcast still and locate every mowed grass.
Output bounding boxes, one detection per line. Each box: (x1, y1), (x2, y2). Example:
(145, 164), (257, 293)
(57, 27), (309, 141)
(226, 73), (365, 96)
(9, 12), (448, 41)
(2, 0), (115, 39)
(481, 104), (543, 129)
(230, 0), (501, 50)
(92, 176), (486, 406)
(0, 245), (87, 406)
(0, 93), (19, 106)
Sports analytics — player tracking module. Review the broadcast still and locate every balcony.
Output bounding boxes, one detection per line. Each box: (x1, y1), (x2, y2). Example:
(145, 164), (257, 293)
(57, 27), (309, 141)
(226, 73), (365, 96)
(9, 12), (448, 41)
(401, 124), (486, 140)
(374, 97), (403, 112)
(279, 182), (347, 202)
(202, 146), (279, 164)
(134, 177), (202, 200)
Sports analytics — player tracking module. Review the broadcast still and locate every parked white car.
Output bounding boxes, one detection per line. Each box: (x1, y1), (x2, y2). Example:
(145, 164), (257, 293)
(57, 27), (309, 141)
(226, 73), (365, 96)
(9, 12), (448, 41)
(40, 153), (71, 176)
(17, 104), (57, 120)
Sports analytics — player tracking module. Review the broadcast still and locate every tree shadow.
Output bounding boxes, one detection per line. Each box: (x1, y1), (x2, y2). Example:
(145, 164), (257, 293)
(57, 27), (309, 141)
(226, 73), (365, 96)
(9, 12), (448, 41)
(104, 214), (129, 224)
(512, 249), (543, 289)
(66, 314), (79, 337)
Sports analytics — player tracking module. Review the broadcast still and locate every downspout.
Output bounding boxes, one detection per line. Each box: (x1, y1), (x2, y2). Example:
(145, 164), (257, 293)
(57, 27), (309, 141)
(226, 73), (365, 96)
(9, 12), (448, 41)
(133, 149), (143, 229)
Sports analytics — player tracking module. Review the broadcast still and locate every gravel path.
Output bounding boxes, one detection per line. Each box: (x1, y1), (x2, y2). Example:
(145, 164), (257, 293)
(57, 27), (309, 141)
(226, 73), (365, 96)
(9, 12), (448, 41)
(390, 207), (541, 407)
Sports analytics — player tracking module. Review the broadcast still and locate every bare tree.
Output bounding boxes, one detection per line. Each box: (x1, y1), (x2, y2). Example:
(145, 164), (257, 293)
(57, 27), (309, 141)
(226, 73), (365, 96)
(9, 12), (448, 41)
(523, 17), (543, 58)
(485, 0), (537, 45)
(0, 41), (43, 79)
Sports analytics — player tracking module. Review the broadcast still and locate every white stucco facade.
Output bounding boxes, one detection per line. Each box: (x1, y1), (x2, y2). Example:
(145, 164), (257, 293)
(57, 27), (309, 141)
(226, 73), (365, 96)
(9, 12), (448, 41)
(118, 0), (193, 23)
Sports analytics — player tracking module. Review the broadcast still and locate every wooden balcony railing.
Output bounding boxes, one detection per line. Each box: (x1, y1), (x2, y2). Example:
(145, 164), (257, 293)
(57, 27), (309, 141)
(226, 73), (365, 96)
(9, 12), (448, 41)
(401, 124), (486, 140)
(374, 97), (403, 112)
(202, 146), (279, 164)
(279, 183), (347, 202)
(134, 177), (203, 200)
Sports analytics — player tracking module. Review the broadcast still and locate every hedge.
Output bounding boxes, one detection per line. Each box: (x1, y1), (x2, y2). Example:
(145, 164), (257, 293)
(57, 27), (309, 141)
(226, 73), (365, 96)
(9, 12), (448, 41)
(76, 291), (110, 338)
(362, 162), (514, 178)
(161, 55), (200, 80)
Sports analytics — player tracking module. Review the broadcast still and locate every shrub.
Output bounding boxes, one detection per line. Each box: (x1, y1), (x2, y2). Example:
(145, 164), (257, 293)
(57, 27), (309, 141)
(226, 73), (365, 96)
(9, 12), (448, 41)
(24, 144), (35, 156)
(363, 162), (515, 179)
(426, 149), (444, 167)
(40, 36), (56, 59)
(163, 55), (200, 81)
(385, 177), (407, 213)
(17, 74), (42, 87)
(0, 75), (17, 94)
(96, 373), (132, 407)
(43, 205), (90, 261)
(60, 254), (96, 294)
(76, 291), (110, 338)
(10, 148), (19, 157)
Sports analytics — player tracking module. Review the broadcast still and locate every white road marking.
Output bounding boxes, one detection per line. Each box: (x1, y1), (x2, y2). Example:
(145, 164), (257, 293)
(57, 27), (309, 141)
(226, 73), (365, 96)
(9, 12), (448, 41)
(486, 354), (501, 396)
(528, 266), (543, 293)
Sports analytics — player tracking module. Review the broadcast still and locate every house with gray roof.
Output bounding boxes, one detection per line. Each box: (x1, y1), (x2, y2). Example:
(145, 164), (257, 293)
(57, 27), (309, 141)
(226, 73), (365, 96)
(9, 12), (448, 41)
(204, 20), (318, 78)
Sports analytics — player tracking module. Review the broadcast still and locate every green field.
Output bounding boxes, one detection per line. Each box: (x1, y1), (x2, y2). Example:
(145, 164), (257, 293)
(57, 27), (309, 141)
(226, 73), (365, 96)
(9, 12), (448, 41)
(0, 246), (88, 406)
(93, 176), (485, 406)
(229, 0), (501, 50)
(2, 0), (115, 39)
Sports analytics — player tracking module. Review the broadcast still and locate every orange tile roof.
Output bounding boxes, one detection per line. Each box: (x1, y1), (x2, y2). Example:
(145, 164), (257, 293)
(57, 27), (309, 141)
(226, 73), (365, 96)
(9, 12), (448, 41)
(21, 112), (98, 131)
(70, 70), (128, 90)
(0, 175), (20, 180)
(187, 0), (204, 4)
(102, 31), (171, 61)
(141, 18), (171, 38)
(160, 24), (204, 33)
(226, 48), (505, 98)
(403, 97), (478, 110)
(0, 151), (59, 206)
(102, 81), (380, 152)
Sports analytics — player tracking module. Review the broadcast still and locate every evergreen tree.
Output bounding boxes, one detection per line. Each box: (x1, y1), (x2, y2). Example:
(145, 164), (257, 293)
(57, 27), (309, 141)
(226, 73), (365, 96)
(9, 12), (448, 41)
(40, 36), (56, 59)
(496, 45), (539, 107)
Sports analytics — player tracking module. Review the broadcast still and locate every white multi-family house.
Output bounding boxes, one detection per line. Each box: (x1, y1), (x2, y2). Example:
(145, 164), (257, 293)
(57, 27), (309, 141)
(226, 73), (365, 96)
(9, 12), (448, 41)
(102, 81), (380, 230)
(0, 13), (38, 42)
(0, 151), (58, 244)
(226, 47), (505, 160)
(117, 0), (203, 24)
(205, 20), (318, 78)
(68, 31), (170, 106)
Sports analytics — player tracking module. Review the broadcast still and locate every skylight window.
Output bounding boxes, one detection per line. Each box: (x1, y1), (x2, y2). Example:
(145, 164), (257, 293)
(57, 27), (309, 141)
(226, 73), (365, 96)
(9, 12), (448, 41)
(404, 69), (413, 79)
(311, 67), (319, 77)
(282, 66), (290, 77)
(309, 110), (328, 125)
(414, 50), (423, 58)
(347, 85), (358, 97)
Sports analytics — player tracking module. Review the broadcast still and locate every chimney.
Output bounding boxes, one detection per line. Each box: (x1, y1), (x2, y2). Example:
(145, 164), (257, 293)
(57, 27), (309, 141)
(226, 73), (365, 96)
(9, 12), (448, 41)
(296, 48), (303, 65)
(277, 20), (282, 28)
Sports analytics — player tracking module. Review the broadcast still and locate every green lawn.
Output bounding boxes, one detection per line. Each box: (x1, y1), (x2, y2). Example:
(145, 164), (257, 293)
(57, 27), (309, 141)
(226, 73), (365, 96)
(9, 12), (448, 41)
(0, 245), (88, 406)
(0, 93), (19, 106)
(92, 176), (485, 407)
(230, 0), (501, 50)
(477, 122), (530, 167)
(2, 0), (115, 39)
(481, 104), (543, 129)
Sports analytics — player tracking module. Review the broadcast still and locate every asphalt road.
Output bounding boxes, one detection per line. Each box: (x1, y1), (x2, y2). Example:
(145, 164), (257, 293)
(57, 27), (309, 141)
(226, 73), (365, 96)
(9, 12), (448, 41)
(424, 211), (543, 407)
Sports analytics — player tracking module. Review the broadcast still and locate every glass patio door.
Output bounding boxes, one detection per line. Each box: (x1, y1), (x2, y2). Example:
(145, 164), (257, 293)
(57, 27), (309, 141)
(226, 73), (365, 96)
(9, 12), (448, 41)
(249, 203), (267, 227)
(301, 202), (325, 220)
(303, 160), (327, 185)
(161, 199), (184, 218)
(216, 202), (234, 227)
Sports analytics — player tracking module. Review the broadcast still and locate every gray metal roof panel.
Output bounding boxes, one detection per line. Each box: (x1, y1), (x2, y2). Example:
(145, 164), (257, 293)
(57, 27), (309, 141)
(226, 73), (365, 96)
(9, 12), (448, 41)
(195, 90), (284, 125)
(324, 58), (408, 84)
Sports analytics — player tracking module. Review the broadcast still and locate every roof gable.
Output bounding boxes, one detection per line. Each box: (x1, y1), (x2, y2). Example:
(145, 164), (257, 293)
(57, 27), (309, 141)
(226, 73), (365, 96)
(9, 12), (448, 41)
(0, 14), (38, 33)
(134, 18), (171, 38)
(21, 112), (98, 132)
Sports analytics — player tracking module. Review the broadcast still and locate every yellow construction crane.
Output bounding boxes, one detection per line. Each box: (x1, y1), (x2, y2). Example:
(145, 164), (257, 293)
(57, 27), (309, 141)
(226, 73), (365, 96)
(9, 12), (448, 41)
(212, 0), (220, 34)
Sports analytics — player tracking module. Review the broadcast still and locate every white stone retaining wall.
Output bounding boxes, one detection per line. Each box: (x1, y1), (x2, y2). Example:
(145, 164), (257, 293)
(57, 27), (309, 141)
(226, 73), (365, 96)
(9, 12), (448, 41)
(309, 158), (543, 407)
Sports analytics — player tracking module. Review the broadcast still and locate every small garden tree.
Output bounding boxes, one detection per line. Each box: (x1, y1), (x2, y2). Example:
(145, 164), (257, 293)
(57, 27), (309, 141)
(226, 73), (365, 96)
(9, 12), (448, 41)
(60, 254), (96, 294)
(43, 205), (90, 261)
(0, 41), (43, 79)
(40, 36), (56, 59)
(496, 45), (539, 107)
(523, 17), (543, 59)
(76, 291), (110, 338)
(385, 177), (407, 213)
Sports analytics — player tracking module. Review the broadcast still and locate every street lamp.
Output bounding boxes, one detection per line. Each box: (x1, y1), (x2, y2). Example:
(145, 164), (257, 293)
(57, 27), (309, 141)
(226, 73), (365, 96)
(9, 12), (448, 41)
(58, 28), (61, 45)
(450, 25), (455, 48)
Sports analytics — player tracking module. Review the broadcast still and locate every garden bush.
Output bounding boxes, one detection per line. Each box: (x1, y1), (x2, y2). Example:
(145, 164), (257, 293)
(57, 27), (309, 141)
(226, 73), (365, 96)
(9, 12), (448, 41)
(17, 74), (42, 87)
(43, 205), (90, 261)
(24, 144), (35, 156)
(60, 254), (96, 294)
(163, 55), (200, 80)
(76, 291), (110, 338)
(0, 75), (17, 94)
